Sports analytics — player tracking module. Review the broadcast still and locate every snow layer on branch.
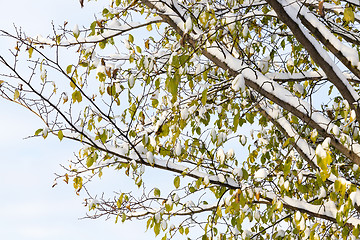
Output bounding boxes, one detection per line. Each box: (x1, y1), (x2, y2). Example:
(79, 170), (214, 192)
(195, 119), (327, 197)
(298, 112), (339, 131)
(125, 202), (217, 218)
(298, 3), (359, 66)
(33, 17), (162, 46)
(265, 192), (360, 226)
(344, 0), (360, 6)
(62, 127), (241, 187)
(323, 2), (360, 22)
(266, 71), (324, 81)
(278, 0), (360, 102)
(262, 103), (317, 165)
(350, 189), (360, 206)
(201, 22), (360, 160)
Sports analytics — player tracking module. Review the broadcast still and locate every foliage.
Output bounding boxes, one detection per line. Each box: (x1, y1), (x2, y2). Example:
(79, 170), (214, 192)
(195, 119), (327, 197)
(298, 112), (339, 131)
(1, 0), (360, 239)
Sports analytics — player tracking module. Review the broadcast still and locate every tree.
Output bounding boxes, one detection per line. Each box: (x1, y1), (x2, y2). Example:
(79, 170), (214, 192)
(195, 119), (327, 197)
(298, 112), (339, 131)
(1, 0), (360, 238)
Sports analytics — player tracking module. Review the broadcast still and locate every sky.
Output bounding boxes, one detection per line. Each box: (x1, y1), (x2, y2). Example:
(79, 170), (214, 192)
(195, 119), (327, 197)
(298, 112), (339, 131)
(0, 1), (153, 239)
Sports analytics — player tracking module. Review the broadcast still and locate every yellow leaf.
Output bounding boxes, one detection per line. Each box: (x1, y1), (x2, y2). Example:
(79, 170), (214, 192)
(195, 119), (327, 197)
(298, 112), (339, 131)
(70, 81), (76, 90)
(28, 47), (34, 58)
(344, 7), (355, 23)
(14, 89), (20, 100)
(146, 24), (153, 31)
(145, 39), (149, 49)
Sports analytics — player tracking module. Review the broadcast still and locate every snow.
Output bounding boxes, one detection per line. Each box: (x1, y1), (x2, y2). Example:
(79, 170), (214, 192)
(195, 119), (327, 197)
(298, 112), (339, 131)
(203, 175), (210, 185)
(42, 127), (49, 138)
(73, 24), (79, 37)
(298, 171), (303, 183)
(216, 148), (226, 164)
(184, 17), (192, 33)
(227, 148), (234, 158)
(254, 210), (260, 221)
(175, 142), (182, 156)
(225, 195), (232, 206)
(321, 137), (331, 150)
(161, 220), (167, 230)
(146, 151), (155, 165)
(350, 189), (360, 206)
(351, 110), (356, 121)
(353, 164), (359, 172)
(275, 230), (285, 238)
(266, 71), (323, 81)
(257, 55), (270, 74)
(254, 168), (268, 179)
(217, 173), (226, 183)
(231, 74), (245, 92)
(315, 144), (327, 159)
(128, 75), (135, 88)
(319, 187), (326, 199)
(240, 135), (246, 145)
(293, 83), (304, 94)
(154, 212), (161, 222)
(232, 168), (243, 178)
(210, 129), (216, 141)
(278, 176), (284, 186)
(242, 230), (252, 239)
(242, 25), (249, 37)
(332, 125), (339, 136)
(284, 180), (290, 191)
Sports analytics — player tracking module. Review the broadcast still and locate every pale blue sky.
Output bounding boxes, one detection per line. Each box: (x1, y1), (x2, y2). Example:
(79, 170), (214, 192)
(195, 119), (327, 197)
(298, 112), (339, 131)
(0, 1), (153, 239)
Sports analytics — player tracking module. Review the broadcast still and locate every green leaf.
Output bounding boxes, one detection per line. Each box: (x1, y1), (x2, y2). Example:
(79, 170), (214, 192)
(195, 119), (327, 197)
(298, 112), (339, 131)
(72, 90), (82, 103)
(35, 128), (43, 136)
(167, 74), (180, 99)
(66, 65), (73, 74)
(353, 225), (360, 237)
(79, 61), (88, 67)
(129, 103), (137, 118)
(284, 157), (291, 177)
(58, 130), (64, 141)
(154, 188), (161, 197)
(99, 40), (106, 49)
(86, 156), (95, 168)
(202, 235), (209, 240)
(245, 112), (254, 124)
(201, 89), (208, 106)
(73, 176), (83, 190)
(154, 222), (160, 236)
(129, 34), (134, 43)
(174, 176), (180, 189)
(89, 21), (96, 36)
